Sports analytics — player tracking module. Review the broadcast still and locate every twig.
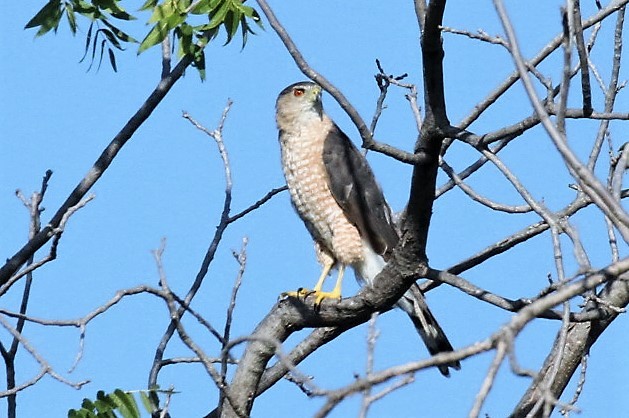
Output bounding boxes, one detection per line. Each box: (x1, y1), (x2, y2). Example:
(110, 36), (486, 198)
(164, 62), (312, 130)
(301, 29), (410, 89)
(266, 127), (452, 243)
(2, 170), (53, 417)
(440, 26), (509, 48)
(587, 7), (625, 170)
(149, 103), (236, 389)
(160, 356), (237, 366)
(494, 0), (629, 243)
(0, 52), (198, 286)
(438, 189), (627, 281)
(528, 300), (572, 417)
(226, 186), (287, 223)
(440, 158), (532, 213)
(0, 194), (95, 297)
(218, 238), (248, 413)
(556, 6), (573, 135)
(469, 339), (507, 418)
(358, 313), (380, 418)
(559, 355), (588, 416)
(0, 314), (90, 396)
(459, 0), (629, 130)
(372, 60), (423, 134)
(572, 0), (593, 116)
(159, 276), (243, 418)
(479, 148), (591, 271)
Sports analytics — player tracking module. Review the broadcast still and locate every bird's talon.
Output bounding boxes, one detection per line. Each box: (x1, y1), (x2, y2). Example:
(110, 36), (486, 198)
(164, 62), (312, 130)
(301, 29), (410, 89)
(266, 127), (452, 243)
(281, 289), (341, 307)
(281, 288), (314, 300)
(313, 290), (342, 307)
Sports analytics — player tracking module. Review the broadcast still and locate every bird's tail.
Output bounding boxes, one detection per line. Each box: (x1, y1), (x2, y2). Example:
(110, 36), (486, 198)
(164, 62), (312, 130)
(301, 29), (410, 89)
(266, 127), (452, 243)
(356, 242), (460, 377)
(396, 284), (461, 377)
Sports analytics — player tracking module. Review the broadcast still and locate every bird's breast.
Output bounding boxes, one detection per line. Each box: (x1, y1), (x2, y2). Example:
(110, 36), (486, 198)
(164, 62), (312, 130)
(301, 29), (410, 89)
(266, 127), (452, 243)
(279, 125), (363, 265)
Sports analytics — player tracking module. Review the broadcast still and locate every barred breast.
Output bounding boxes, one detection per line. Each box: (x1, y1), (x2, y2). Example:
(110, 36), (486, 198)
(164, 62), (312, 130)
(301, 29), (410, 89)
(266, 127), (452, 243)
(279, 117), (363, 265)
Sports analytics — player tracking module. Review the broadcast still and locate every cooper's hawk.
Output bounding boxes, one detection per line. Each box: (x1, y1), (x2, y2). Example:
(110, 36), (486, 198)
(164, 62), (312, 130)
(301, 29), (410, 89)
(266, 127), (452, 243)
(276, 81), (460, 376)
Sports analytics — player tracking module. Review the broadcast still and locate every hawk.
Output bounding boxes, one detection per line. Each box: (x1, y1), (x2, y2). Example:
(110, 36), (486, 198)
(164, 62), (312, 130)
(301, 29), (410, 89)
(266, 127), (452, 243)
(276, 81), (460, 376)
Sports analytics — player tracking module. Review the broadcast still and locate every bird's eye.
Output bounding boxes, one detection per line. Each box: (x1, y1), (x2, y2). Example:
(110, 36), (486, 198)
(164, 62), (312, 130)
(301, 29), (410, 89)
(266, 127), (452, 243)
(293, 88), (305, 97)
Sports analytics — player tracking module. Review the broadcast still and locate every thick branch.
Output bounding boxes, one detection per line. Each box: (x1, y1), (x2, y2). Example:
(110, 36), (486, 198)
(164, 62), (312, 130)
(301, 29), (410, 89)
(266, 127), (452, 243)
(510, 271), (629, 417)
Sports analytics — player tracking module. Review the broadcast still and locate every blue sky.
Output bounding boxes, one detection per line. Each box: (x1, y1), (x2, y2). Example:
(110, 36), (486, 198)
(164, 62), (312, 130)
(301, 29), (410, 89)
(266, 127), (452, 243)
(1, 1), (628, 417)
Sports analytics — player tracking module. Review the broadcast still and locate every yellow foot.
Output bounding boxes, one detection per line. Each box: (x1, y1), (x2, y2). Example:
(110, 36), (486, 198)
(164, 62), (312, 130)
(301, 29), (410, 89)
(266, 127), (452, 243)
(281, 288), (342, 307)
(281, 288), (313, 300)
(312, 289), (342, 307)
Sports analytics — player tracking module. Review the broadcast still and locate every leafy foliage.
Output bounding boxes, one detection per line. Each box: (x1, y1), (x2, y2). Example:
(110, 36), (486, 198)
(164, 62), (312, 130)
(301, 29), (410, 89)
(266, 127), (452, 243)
(26, 1), (137, 72)
(25, 0), (262, 77)
(67, 389), (158, 418)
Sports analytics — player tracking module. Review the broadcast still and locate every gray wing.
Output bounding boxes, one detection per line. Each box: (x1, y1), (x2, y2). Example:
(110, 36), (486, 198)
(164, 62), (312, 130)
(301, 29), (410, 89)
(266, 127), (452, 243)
(322, 124), (398, 258)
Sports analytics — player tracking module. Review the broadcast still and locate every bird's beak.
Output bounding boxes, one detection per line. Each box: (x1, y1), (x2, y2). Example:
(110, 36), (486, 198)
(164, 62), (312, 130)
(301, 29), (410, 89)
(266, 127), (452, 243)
(311, 85), (322, 102)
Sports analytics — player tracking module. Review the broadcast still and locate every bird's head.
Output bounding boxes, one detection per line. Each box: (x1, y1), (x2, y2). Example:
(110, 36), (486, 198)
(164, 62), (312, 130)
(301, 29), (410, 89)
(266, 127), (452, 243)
(276, 81), (323, 125)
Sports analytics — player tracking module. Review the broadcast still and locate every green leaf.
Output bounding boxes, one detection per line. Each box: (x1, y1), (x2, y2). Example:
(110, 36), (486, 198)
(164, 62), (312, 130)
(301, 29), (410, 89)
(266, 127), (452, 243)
(81, 398), (96, 411)
(74, 0), (100, 19)
(25, 0), (63, 36)
(138, 21), (170, 53)
(175, 23), (194, 58)
(251, 9), (263, 30)
(139, 9), (186, 53)
(206, 0), (231, 29)
(232, 2), (254, 18)
(93, 0), (135, 20)
(239, 15), (249, 48)
(223, 9), (240, 45)
(176, 0), (192, 11)
(101, 20), (138, 43)
(64, 3), (77, 33)
(97, 38), (107, 70)
(94, 390), (116, 412)
(139, 391), (158, 414)
(148, 1), (176, 24)
(192, 48), (206, 80)
(100, 28), (123, 50)
(111, 390), (140, 418)
(79, 21), (94, 62)
(139, 0), (159, 11)
(86, 25), (101, 70)
(190, 0), (221, 14)
(108, 48), (118, 72)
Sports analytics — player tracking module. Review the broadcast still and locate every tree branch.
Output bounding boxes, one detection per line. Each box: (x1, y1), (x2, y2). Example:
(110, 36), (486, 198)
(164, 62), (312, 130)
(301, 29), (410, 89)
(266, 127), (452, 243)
(0, 54), (196, 287)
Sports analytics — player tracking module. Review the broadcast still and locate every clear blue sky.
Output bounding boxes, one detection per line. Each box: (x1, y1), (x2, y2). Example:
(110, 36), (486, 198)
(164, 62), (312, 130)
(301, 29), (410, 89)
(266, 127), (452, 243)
(1, 1), (627, 417)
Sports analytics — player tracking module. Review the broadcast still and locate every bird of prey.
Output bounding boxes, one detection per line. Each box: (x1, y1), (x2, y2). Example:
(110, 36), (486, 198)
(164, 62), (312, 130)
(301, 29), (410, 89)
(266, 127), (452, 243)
(275, 81), (460, 376)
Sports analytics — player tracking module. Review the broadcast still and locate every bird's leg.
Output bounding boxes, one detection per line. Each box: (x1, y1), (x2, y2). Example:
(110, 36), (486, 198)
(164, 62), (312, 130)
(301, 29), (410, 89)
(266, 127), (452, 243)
(313, 265), (344, 307)
(281, 260), (339, 304)
(312, 260), (334, 293)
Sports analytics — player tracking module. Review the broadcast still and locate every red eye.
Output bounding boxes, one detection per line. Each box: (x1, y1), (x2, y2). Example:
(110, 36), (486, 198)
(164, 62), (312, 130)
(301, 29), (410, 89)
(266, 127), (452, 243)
(293, 88), (305, 97)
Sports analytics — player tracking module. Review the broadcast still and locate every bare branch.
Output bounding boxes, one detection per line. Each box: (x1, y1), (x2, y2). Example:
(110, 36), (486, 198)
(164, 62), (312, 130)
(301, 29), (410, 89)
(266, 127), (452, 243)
(440, 26), (509, 48)
(150, 103), (236, 389)
(460, 0), (629, 130)
(587, 6), (625, 170)
(0, 314), (90, 397)
(226, 186), (287, 224)
(218, 238), (248, 413)
(469, 340), (507, 418)
(494, 0), (629, 243)
(0, 194), (95, 297)
(572, 0), (593, 116)
(440, 158), (532, 213)
(0, 53), (198, 286)
(358, 313), (380, 418)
